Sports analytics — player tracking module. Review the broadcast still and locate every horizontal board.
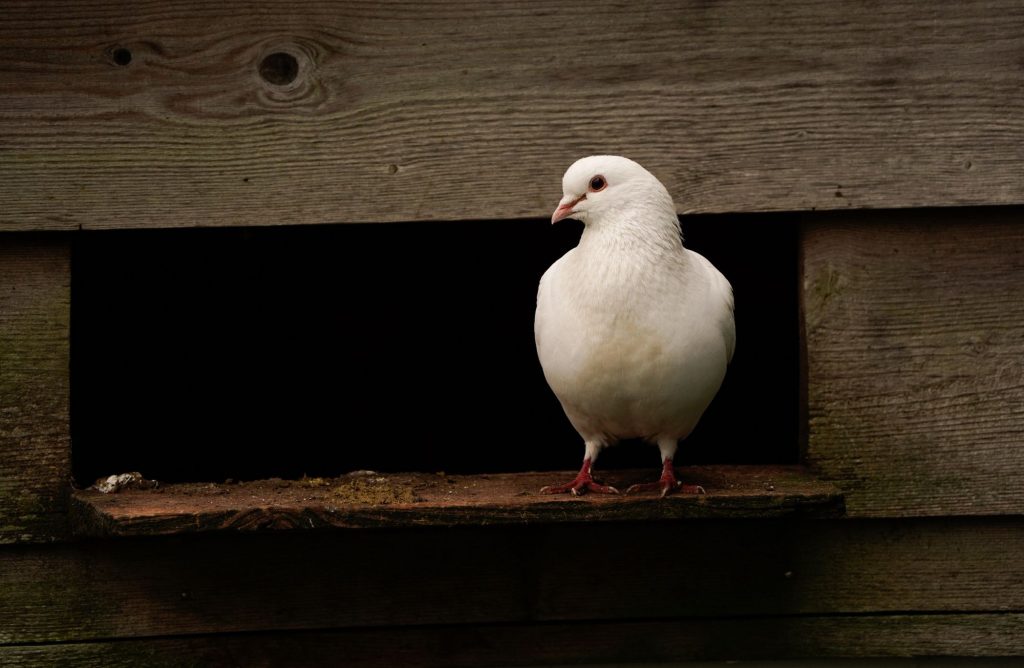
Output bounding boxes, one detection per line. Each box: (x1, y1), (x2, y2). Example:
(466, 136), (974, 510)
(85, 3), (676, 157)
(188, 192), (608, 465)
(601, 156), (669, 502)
(1, 615), (1022, 665)
(802, 211), (1024, 517)
(2, 1), (1023, 230)
(70, 466), (843, 536)
(0, 237), (71, 543)
(2, 518), (1022, 644)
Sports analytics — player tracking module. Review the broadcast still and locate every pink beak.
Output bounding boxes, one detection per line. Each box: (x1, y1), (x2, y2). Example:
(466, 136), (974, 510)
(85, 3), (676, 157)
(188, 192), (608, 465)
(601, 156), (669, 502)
(551, 195), (584, 224)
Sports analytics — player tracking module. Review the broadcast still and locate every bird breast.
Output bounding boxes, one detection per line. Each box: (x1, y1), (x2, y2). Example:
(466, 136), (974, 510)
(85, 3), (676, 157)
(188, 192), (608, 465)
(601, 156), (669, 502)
(535, 250), (731, 441)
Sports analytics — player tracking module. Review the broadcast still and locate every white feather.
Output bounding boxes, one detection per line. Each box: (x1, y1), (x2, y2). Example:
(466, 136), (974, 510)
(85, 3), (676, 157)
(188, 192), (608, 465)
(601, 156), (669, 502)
(535, 156), (735, 464)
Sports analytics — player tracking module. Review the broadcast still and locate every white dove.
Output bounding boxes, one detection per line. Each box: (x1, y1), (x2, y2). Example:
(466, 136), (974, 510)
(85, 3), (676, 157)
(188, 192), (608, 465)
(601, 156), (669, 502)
(535, 155), (735, 497)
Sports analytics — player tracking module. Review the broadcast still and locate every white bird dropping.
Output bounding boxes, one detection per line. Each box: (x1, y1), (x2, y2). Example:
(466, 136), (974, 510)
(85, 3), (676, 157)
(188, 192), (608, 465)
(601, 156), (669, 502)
(535, 156), (735, 497)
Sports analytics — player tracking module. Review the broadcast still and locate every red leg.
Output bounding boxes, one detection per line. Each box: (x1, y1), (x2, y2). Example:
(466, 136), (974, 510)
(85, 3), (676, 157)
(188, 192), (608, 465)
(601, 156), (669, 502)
(626, 457), (705, 498)
(540, 457), (619, 496)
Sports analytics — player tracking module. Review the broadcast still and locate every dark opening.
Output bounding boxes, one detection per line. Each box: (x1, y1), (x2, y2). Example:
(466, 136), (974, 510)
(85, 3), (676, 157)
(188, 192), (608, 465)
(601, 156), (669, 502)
(258, 52), (299, 86)
(72, 216), (798, 485)
(112, 48), (132, 66)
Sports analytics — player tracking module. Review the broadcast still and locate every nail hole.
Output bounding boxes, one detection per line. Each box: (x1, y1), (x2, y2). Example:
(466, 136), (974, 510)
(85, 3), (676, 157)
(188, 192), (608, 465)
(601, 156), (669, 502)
(112, 48), (132, 66)
(387, 164), (399, 175)
(259, 52), (299, 86)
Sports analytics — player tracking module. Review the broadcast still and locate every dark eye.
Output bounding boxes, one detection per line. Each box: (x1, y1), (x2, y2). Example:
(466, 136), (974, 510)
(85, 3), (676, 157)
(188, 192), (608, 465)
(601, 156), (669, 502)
(589, 175), (607, 192)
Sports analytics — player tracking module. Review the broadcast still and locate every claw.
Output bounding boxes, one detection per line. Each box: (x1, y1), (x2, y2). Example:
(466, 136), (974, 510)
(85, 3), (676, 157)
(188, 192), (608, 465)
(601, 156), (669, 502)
(541, 458), (618, 496)
(627, 458), (705, 498)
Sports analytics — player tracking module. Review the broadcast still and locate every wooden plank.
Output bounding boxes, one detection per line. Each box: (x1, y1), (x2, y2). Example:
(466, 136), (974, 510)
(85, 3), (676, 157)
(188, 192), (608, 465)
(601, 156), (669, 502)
(2, 614), (1023, 666)
(802, 211), (1024, 517)
(69, 466), (843, 536)
(0, 237), (71, 543)
(2, 1), (1023, 231)
(2, 518), (1022, 644)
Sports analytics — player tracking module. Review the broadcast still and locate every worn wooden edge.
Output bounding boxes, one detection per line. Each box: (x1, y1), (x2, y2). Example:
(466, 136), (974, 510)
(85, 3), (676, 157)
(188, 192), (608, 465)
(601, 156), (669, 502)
(1, 613), (1022, 666)
(69, 466), (844, 536)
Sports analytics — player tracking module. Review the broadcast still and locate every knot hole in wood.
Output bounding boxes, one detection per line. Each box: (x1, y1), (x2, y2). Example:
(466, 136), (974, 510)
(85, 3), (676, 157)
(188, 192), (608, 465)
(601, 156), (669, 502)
(259, 52), (299, 86)
(253, 41), (324, 107)
(112, 48), (132, 66)
(105, 46), (132, 67)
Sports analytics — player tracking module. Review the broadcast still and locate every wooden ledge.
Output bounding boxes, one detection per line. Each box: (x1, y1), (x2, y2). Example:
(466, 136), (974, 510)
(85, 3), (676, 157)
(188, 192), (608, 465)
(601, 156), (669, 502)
(70, 466), (843, 537)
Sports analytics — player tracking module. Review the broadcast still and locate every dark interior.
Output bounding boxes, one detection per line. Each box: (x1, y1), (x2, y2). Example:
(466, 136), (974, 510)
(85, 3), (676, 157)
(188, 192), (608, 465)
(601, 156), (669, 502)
(72, 214), (799, 484)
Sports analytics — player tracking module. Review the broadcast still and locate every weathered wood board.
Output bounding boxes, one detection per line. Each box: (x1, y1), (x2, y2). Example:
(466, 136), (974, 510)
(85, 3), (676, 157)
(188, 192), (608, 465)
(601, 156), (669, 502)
(2, 1), (1023, 230)
(803, 212), (1024, 517)
(0, 237), (71, 543)
(2, 614), (1023, 666)
(71, 466), (843, 536)
(2, 519), (1022, 645)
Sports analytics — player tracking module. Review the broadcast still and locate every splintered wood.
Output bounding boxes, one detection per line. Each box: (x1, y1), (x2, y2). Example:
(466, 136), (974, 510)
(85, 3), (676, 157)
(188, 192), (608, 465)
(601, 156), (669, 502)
(71, 466), (843, 536)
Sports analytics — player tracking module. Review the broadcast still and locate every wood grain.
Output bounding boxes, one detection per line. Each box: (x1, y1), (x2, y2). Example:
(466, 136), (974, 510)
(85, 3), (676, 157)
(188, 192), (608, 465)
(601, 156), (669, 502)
(2, 614), (1023, 666)
(2, 518), (1022, 644)
(70, 466), (843, 536)
(0, 237), (71, 543)
(802, 211), (1024, 517)
(2, 1), (1023, 230)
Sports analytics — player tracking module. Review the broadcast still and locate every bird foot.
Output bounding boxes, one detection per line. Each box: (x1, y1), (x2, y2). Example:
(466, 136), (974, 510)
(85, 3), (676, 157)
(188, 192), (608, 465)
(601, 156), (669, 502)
(540, 461), (619, 496)
(625, 461), (705, 498)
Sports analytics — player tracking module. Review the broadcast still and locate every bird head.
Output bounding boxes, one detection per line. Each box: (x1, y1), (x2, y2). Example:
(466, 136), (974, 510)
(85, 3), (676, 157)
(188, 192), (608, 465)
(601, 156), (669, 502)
(550, 155), (677, 228)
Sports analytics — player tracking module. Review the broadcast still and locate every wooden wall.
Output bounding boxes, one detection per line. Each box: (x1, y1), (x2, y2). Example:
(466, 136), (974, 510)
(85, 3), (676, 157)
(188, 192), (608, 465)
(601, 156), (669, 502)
(2, 521), (1024, 664)
(803, 210), (1024, 517)
(2, 1), (1023, 665)
(1, 1), (1023, 230)
(0, 238), (71, 544)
